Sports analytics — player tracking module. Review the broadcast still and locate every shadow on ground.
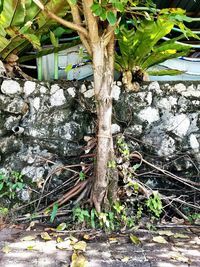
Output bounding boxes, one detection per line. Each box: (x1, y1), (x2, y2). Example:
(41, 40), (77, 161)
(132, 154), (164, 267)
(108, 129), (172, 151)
(0, 226), (199, 267)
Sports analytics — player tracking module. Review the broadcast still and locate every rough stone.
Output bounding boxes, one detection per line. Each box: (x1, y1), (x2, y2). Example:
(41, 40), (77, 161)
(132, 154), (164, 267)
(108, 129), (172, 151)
(24, 81), (36, 96)
(50, 89), (66, 106)
(1, 80), (22, 95)
(138, 107), (160, 124)
(83, 89), (95, 98)
(0, 79), (199, 196)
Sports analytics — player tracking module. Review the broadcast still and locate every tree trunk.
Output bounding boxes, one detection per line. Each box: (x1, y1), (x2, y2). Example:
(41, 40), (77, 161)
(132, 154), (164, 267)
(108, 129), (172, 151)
(91, 40), (118, 213)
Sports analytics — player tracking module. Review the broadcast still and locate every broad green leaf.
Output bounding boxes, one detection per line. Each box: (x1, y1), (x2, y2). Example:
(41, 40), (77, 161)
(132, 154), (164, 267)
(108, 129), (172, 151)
(94, 6), (103, 17)
(22, 33), (41, 50)
(106, 11), (117, 26)
(114, 2), (124, 12)
(0, 0), (25, 28)
(148, 69), (184, 76)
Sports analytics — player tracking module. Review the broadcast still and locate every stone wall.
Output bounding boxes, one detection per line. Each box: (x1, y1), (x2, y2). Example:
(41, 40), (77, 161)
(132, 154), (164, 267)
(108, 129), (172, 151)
(0, 79), (199, 201)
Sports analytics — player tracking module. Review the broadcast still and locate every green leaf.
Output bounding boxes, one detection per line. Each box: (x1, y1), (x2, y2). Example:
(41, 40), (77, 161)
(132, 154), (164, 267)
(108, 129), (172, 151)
(22, 33), (41, 50)
(79, 171), (86, 181)
(90, 209), (96, 229)
(56, 223), (67, 231)
(50, 31), (58, 48)
(50, 202), (59, 223)
(94, 6), (103, 17)
(91, 3), (100, 13)
(65, 64), (73, 73)
(68, 0), (77, 5)
(106, 11), (117, 26)
(148, 69), (184, 76)
(130, 234), (141, 245)
(114, 2), (124, 12)
(0, 0), (25, 29)
(100, 9), (107, 21)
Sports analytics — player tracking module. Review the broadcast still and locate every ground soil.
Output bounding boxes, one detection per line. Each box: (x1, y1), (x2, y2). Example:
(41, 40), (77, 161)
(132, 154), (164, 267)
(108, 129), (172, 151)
(0, 223), (200, 267)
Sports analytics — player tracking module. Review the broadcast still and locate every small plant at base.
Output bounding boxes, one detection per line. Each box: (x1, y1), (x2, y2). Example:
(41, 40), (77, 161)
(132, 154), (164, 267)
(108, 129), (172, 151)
(146, 191), (163, 218)
(0, 171), (25, 200)
(0, 207), (8, 217)
(72, 202), (135, 230)
(72, 206), (90, 225)
(117, 136), (130, 160)
(79, 171), (86, 181)
(136, 205), (143, 221)
(108, 160), (117, 169)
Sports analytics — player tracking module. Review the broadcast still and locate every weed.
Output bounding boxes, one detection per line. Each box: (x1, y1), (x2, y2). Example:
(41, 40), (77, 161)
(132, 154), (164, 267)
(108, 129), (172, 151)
(0, 207), (8, 217)
(79, 171), (86, 181)
(72, 202), (135, 230)
(117, 136), (130, 160)
(0, 171), (25, 200)
(146, 191), (163, 218)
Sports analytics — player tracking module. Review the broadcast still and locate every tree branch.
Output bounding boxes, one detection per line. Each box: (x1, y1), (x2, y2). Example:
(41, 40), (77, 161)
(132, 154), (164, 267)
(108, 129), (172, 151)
(69, 2), (92, 56)
(82, 0), (99, 44)
(33, 0), (89, 37)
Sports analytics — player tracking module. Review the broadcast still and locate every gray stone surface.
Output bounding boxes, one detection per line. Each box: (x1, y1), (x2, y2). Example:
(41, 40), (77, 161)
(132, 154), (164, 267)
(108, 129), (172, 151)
(0, 79), (199, 204)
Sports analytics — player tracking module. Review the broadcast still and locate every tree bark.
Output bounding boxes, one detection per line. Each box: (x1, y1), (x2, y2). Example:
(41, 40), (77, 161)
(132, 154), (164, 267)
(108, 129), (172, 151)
(91, 39), (118, 213)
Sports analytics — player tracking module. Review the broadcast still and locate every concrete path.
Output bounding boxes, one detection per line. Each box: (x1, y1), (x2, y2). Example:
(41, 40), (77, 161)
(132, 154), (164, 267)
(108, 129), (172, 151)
(0, 226), (199, 267)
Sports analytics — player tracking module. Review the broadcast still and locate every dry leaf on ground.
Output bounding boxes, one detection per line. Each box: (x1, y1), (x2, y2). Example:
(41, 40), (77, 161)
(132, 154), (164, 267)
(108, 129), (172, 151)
(71, 252), (88, 267)
(20, 235), (37, 241)
(153, 236), (168, 244)
(73, 241), (87, 251)
(40, 232), (52, 241)
(173, 233), (189, 239)
(2, 245), (11, 254)
(158, 230), (174, 236)
(130, 234), (141, 245)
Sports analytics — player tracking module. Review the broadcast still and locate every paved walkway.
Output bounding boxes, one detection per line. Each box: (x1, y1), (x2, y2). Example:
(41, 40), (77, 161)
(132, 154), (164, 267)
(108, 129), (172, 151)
(0, 225), (199, 266)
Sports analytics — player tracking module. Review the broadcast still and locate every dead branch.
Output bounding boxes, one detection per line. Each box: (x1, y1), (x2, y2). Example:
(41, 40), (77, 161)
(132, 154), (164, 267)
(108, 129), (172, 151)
(130, 151), (200, 191)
